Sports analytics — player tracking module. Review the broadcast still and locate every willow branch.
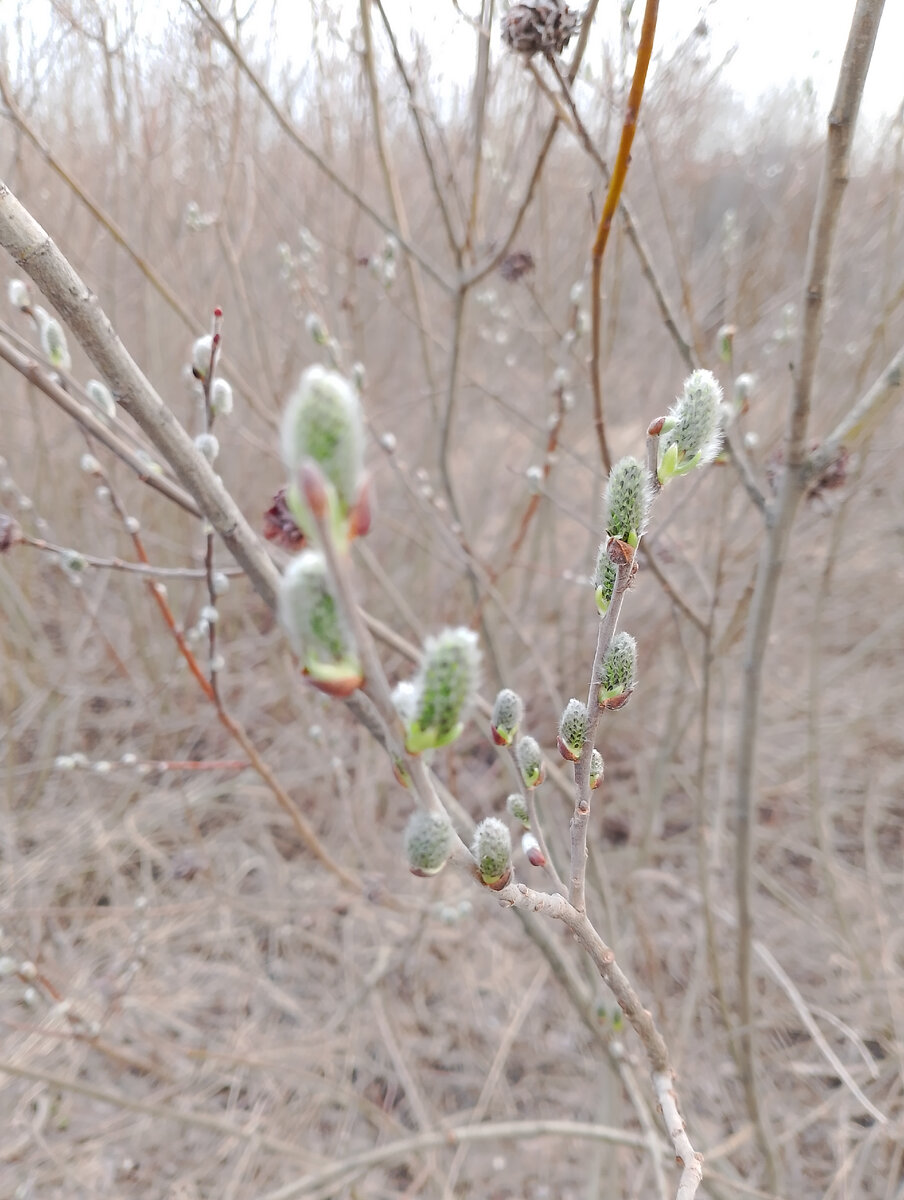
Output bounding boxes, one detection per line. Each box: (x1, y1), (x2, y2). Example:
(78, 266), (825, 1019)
(0, 180), (282, 611)
(590, 0), (659, 473)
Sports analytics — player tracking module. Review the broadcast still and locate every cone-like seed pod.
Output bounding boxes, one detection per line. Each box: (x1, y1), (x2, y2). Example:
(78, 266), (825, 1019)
(597, 632), (637, 709)
(603, 456), (651, 546)
(516, 735), (544, 789)
(280, 365), (365, 537)
(405, 628), (481, 754)
(658, 369), (724, 484)
(405, 811), (454, 877)
(589, 748), (604, 789)
(85, 380), (116, 422)
(278, 549), (363, 695)
(472, 817), (512, 887)
(501, 1), (579, 58)
(557, 698), (589, 762)
(506, 793), (530, 827)
(491, 687), (523, 746)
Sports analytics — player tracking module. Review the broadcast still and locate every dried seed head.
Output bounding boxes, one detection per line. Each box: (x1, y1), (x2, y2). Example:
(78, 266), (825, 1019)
(472, 817), (512, 887)
(405, 628), (481, 754)
(557, 698), (589, 761)
(515, 735), (544, 789)
(501, 1), (579, 58)
(491, 687), (524, 746)
(405, 810), (454, 877)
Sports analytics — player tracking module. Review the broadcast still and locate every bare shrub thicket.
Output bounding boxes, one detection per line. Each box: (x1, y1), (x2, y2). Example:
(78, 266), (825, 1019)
(1, 1), (903, 1197)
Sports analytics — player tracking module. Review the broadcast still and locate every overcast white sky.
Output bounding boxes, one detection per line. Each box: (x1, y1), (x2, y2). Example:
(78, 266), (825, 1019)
(366, 0), (903, 124)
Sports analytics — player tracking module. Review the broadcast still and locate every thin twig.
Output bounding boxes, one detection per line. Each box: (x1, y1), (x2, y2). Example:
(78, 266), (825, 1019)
(590, 0), (659, 474)
(187, 0), (452, 294)
(0, 179), (282, 611)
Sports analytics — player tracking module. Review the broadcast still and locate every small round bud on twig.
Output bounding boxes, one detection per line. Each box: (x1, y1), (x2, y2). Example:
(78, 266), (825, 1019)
(589, 748), (604, 789)
(597, 632), (637, 710)
(280, 366), (365, 541)
(515, 735), (544, 789)
(491, 688), (523, 746)
(521, 831), (546, 867)
(194, 433), (219, 464)
(37, 311), (71, 371)
(472, 817), (512, 888)
(506, 793), (530, 827)
(191, 335), (214, 380)
(278, 549), (363, 696)
(557, 698), (589, 762)
(85, 380), (116, 422)
(657, 370), (724, 484)
(404, 628), (481, 754)
(8, 279), (30, 310)
(404, 810), (454, 876)
(211, 378), (234, 417)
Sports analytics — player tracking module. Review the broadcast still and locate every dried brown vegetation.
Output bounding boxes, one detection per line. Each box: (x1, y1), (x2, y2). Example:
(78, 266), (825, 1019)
(1, 2), (903, 1198)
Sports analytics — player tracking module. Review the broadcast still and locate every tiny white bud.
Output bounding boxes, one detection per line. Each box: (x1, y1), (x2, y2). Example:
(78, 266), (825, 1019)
(212, 571), (229, 596)
(55, 755), (76, 770)
(210, 377), (233, 416)
(92, 761), (112, 775)
(525, 465), (543, 494)
(194, 432), (219, 463)
(80, 454), (101, 475)
(22, 987), (38, 1007)
(125, 516), (140, 534)
(569, 280), (584, 305)
(71, 752), (89, 768)
(7, 278), (29, 309)
(210, 654), (225, 673)
(0, 956), (17, 977)
(192, 335), (214, 378)
(379, 432), (397, 453)
(120, 752), (138, 767)
(200, 604), (218, 623)
(94, 486), (110, 504)
(20, 961), (37, 981)
(85, 380), (116, 422)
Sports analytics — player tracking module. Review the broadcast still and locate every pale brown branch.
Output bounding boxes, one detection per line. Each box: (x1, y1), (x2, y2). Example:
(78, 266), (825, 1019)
(0, 180), (281, 611)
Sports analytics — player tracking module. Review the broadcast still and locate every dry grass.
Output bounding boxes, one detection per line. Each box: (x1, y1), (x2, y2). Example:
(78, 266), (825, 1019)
(1, 3), (904, 1197)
